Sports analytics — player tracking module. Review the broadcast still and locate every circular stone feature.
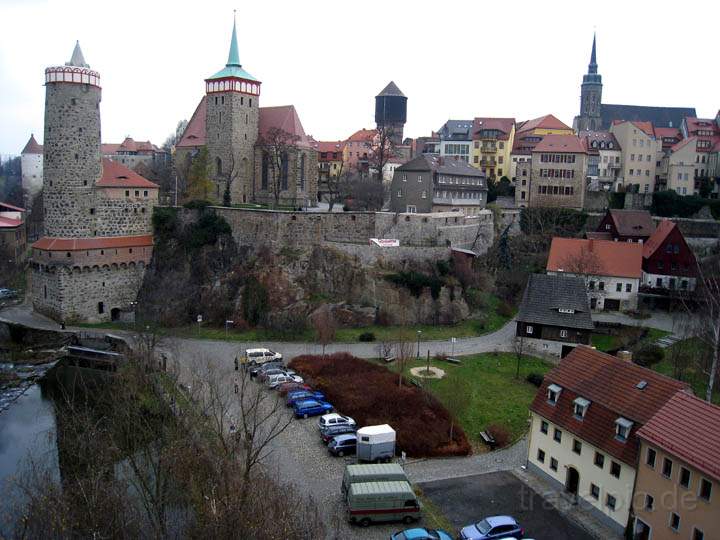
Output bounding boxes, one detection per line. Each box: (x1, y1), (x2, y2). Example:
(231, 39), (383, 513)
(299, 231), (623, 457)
(410, 366), (445, 379)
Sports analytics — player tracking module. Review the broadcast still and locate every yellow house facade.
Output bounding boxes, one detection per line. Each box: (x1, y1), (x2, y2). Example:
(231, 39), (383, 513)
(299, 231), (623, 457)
(470, 118), (516, 181)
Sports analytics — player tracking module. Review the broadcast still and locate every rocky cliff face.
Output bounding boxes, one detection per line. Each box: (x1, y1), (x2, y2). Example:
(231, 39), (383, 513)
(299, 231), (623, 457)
(137, 209), (470, 329)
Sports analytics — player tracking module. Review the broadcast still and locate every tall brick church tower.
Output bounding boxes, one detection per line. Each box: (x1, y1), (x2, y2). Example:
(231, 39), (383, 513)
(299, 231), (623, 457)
(31, 43), (159, 323)
(205, 17), (261, 204)
(573, 34), (603, 132)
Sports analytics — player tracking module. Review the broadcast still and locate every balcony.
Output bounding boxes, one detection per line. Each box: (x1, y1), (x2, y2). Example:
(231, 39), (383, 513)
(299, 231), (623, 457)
(433, 197), (482, 206)
(480, 145), (497, 153)
(480, 158), (497, 167)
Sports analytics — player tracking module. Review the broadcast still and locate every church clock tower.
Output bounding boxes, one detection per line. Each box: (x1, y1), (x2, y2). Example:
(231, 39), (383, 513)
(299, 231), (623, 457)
(573, 34), (603, 132)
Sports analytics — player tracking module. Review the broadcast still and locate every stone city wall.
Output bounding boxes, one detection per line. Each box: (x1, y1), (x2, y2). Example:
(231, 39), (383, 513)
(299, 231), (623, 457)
(31, 262), (147, 323)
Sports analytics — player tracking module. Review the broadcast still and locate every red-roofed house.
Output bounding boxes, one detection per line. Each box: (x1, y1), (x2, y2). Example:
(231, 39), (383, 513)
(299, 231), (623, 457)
(528, 346), (689, 534)
(344, 128), (377, 173)
(471, 117), (516, 181)
(510, 114), (574, 182)
(515, 134), (589, 210)
(313, 140), (345, 197)
(665, 118), (719, 196)
(546, 237), (643, 310)
(609, 121), (661, 194)
(641, 219), (698, 293)
(0, 201), (27, 265)
(101, 136), (169, 170)
(633, 392), (720, 540)
(596, 209), (655, 243)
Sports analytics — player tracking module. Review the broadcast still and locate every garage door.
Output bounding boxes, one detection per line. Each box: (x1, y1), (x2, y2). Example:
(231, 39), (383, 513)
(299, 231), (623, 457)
(604, 299), (620, 311)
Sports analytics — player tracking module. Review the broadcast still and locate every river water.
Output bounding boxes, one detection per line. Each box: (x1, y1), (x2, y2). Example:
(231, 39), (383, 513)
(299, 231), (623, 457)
(0, 374), (59, 535)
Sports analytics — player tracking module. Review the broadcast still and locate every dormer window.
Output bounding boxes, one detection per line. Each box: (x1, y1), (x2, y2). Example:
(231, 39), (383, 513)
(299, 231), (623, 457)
(547, 384), (562, 405)
(558, 308), (575, 314)
(615, 417), (633, 442)
(573, 397), (590, 419)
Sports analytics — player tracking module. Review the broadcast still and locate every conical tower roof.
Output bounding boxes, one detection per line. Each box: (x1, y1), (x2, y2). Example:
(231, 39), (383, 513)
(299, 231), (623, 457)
(66, 40), (89, 68)
(377, 81), (406, 98)
(588, 33), (598, 74)
(21, 134), (43, 154)
(206, 14), (258, 82)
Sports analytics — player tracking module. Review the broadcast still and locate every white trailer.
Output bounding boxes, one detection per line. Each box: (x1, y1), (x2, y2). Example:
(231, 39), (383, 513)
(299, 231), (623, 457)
(356, 424), (396, 462)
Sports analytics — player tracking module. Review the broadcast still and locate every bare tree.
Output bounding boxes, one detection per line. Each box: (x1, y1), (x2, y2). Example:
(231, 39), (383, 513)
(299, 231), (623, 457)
(441, 370), (472, 443)
(324, 159), (349, 212)
(311, 304), (337, 357)
(681, 257), (720, 401)
(368, 126), (396, 183)
(345, 174), (386, 211)
(513, 335), (526, 380)
(394, 332), (415, 388)
(220, 153), (242, 207)
(258, 127), (301, 208)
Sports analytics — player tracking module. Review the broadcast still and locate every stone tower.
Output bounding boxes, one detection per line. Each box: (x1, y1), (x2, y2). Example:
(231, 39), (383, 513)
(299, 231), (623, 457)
(205, 16), (261, 204)
(375, 81), (407, 146)
(573, 34), (603, 132)
(43, 41), (102, 237)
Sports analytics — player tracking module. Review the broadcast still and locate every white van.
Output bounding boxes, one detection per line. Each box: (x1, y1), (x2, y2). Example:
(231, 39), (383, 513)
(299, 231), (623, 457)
(243, 348), (282, 366)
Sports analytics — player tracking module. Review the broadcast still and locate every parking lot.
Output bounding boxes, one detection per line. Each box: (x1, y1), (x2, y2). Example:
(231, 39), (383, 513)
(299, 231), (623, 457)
(419, 471), (594, 540)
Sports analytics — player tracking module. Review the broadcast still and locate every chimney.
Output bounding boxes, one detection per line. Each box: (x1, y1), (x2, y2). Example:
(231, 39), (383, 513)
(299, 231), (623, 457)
(616, 350), (633, 362)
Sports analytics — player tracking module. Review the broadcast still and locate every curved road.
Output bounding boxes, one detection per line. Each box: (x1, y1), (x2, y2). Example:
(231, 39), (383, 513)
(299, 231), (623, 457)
(0, 303), (517, 360)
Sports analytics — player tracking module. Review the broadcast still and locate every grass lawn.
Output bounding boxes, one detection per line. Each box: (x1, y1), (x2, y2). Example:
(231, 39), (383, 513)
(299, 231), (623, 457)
(591, 327), (670, 352)
(78, 295), (514, 343)
(651, 338), (718, 404)
(398, 353), (552, 444)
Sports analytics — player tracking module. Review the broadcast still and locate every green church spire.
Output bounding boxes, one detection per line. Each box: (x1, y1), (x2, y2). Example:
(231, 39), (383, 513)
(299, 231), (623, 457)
(226, 13), (241, 67)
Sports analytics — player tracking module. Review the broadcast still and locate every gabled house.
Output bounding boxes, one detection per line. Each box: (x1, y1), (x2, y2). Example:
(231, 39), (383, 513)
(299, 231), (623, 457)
(596, 209), (656, 243)
(528, 347), (689, 535)
(546, 237), (643, 311)
(633, 392), (720, 540)
(516, 274), (594, 358)
(389, 155), (487, 215)
(641, 220), (698, 292)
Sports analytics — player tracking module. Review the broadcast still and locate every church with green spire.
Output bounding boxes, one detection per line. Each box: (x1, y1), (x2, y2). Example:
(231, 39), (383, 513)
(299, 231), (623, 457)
(176, 16), (317, 207)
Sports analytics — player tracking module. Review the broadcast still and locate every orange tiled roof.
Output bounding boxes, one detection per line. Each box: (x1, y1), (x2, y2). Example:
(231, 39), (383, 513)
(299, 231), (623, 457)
(517, 114), (571, 133)
(96, 159), (159, 189)
(21, 134), (43, 154)
(176, 96), (207, 148)
(637, 391), (720, 481)
(32, 235), (153, 251)
(533, 134), (587, 153)
(347, 128), (377, 142)
(546, 237), (643, 278)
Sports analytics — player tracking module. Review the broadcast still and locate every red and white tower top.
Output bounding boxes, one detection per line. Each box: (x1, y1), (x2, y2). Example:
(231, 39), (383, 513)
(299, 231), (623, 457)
(45, 41), (100, 88)
(204, 16), (260, 96)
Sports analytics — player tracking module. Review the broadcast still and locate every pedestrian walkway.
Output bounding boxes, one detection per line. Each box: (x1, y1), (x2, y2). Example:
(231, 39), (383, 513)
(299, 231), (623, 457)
(512, 467), (622, 540)
(655, 334), (681, 348)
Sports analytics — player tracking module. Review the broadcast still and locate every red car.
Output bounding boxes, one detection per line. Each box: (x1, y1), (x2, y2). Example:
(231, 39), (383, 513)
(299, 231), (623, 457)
(277, 382), (311, 396)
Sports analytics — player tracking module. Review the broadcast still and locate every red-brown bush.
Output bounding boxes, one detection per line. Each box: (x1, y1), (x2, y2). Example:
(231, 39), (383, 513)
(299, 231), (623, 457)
(289, 353), (471, 458)
(486, 423), (511, 448)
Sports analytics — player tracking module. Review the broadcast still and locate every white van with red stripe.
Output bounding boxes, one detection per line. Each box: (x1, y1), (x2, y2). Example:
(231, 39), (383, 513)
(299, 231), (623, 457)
(346, 480), (421, 527)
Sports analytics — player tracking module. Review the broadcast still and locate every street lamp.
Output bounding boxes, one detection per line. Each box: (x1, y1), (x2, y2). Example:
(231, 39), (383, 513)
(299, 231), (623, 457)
(416, 330), (422, 359)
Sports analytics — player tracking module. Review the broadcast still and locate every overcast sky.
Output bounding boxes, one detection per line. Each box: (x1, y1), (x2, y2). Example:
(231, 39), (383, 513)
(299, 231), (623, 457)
(1, 0), (718, 156)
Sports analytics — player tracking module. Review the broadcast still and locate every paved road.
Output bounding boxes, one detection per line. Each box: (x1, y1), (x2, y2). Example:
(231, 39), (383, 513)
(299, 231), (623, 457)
(0, 303), (518, 360)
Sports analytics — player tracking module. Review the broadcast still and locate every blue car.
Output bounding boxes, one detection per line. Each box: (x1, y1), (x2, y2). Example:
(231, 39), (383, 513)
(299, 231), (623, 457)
(459, 515), (524, 540)
(293, 399), (333, 419)
(390, 528), (453, 540)
(286, 390), (325, 407)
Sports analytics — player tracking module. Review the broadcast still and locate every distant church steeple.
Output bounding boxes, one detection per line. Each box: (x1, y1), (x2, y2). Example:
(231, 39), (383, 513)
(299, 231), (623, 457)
(573, 33), (603, 132)
(226, 13), (241, 67)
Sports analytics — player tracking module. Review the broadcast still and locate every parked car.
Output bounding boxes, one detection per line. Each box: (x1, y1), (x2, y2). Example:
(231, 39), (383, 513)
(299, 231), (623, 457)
(249, 361), (284, 378)
(318, 413), (356, 430)
(0, 288), (17, 300)
(320, 423), (357, 443)
(293, 399), (333, 419)
(390, 527), (453, 540)
(258, 368), (287, 382)
(277, 382), (311, 395)
(266, 373), (303, 389)
(286, 390), (325, 407)
(458, 515), (524, 540)
(328, 434), (357, 457)
(244, 348), (282, 367)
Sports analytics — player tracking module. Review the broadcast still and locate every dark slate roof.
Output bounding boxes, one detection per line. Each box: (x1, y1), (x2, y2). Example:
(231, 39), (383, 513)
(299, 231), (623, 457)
(377, 81), (405, 98)
(600, 104), (696, 129)
(517, 274), (594, 330)
(396, 155), (485, 179)
(438, 120), (473, 140)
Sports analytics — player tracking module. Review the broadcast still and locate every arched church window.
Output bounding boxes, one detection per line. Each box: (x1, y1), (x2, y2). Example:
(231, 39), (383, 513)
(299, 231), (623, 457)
(261, 152), (269, 190)
(216, 157), (223, 175)
(281, 152), (289, 190)
(299, 153), (306, 190)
